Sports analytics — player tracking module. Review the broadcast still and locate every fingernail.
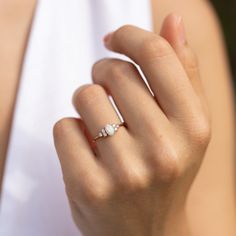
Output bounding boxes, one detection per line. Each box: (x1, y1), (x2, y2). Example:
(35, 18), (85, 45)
(176, 16), (187, 45)
(103, 32), (113, 50)
(103, 32), (113, 43)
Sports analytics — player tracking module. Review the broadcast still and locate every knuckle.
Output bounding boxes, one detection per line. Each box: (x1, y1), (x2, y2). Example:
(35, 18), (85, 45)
(92, 59), (107, 79)
(109, 61), (136, 84)
(75, 84), (105, 106)
(189, 118), (212, 146)
(92, 59), (136, 87)
(111, 61), (135, 76)
(114, 24), (134, 40)
(140, 36), (172, 62)
(118, 165), (150, 192)
(53, 117), (73, 138)
(81, 181), (112, 206)
(151, 145), (182, 183)
(159, 157), (182, 183)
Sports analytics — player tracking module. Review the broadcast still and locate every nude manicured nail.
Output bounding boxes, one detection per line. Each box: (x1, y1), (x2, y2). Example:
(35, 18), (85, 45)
(176, 16), (187, 45)
(103, 32), (113, 49)
(103, 32), (113, 43)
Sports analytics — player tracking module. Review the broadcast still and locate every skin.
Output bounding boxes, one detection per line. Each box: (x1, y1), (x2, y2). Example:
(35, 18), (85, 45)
(151, 1), (236, 235)
(54, 15), (211, 235)
(0, 0), (235, 235)
(0, 0), (36, 191)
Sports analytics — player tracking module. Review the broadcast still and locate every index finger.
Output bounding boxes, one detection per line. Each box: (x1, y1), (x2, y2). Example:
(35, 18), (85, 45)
(104, 25), (201, 121)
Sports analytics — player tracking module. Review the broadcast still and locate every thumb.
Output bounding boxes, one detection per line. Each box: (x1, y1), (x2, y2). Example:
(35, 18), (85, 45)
(160, 13), (187, 48)
(160, 14), (207, 108)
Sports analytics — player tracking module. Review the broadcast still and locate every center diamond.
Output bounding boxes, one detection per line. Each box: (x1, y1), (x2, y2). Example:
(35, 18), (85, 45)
(105, 124), (115, 136)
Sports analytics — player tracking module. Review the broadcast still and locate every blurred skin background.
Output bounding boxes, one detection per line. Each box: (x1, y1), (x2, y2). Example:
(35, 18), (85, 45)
(212, 0), (236, 89)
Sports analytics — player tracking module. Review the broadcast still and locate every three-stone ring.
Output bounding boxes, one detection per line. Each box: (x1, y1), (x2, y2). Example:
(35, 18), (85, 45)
(93, 122), (125, 141)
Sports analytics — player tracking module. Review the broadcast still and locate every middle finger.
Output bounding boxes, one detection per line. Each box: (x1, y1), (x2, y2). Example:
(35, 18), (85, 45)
(92, 58), (169, 136)
(104, 25), (201, 121)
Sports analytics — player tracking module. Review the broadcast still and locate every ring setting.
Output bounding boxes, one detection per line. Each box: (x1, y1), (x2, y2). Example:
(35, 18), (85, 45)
(93, 122), (125, 141)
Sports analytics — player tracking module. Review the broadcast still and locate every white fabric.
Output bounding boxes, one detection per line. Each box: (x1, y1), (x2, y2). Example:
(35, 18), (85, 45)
(0, 0), (152, 235)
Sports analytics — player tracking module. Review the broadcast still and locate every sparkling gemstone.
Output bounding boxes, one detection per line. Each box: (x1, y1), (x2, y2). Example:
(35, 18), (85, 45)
(102, 129), (107, 136)
(105, 124), (115, 136)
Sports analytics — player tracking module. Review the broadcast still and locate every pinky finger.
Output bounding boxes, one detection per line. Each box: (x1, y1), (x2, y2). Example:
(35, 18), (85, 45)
(53, 118), (111, 202)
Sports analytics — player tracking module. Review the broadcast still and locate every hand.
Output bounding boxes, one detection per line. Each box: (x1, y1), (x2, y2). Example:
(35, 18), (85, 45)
(53, 14), (211, 236)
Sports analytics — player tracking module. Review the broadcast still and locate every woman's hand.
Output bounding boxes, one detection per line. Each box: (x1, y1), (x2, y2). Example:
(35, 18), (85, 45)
(53, 14), (211, 236)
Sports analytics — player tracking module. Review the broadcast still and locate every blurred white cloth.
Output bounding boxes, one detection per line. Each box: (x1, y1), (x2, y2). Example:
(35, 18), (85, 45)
(0, 0), (152, 235)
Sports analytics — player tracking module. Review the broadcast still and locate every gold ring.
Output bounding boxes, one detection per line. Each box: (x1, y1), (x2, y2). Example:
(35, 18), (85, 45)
(93, 122), (125, 141)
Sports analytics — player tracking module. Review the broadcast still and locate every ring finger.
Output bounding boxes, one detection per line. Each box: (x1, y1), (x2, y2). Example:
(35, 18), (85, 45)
(73, 84), (149, 186)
